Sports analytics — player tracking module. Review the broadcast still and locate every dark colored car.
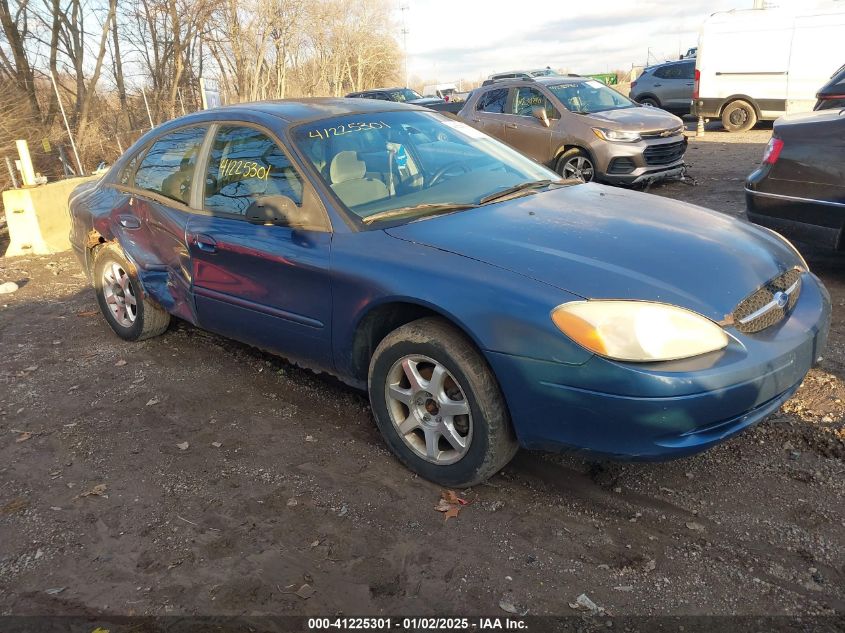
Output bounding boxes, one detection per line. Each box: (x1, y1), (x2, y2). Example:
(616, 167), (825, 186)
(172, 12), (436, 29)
(345, 87), (463, 115)
(630, 60), (695, 114)
(814, 64), (845, 111)
(69, 99), (829, 487)
(746, 109), (845, 250)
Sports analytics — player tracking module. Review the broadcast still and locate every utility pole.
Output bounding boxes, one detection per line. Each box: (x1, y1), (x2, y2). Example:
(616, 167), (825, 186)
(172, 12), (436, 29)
(400, 4), (409, 87)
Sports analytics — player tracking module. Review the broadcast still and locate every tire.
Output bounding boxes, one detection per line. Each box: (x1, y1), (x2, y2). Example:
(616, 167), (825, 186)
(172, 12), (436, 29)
(368, 317), (518, 487)
(556, 148), (596, 182)
(93, 243), (170, 341)
(639, 96), (660, 108)
(721, 100), (757, 132)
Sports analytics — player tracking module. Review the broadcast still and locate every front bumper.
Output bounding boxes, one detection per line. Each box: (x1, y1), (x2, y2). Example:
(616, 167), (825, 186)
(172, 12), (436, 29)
(487, 272), (831, 459)
(594, 136), (688, 186)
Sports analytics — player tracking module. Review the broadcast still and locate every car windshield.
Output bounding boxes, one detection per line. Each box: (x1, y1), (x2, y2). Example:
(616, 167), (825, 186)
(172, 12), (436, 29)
(547, 79), (635, 114)
(387, 88), (423, 102)
(293, 110), (560, 225)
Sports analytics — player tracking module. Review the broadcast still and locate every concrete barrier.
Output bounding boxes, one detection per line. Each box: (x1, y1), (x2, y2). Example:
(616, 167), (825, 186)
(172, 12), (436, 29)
(3, 175), (100, 257)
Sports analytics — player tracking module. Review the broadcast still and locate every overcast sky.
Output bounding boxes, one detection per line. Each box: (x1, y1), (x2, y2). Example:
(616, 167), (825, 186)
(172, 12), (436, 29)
(399, 0), (826, 82)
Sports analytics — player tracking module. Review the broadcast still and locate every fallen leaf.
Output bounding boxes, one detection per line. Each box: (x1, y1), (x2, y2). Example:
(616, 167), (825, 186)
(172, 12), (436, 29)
(499, 598), (527, 615)
(296, 583), (314, 599)
(76, 310), (98, 317)
(685, 521), (705, 532)
(16, 432), (32, 443)
(45, 587), (66, 595)
(146, 397), (160, 406)
(444, 506), (460, 521)
(77, 484), (107, 498)
(211, 441), (222, 448)
(176, 442), (189, 451)
(569, 593), (602, 614)
(1, 498), (27, 514)
(114, 360), (127, 367)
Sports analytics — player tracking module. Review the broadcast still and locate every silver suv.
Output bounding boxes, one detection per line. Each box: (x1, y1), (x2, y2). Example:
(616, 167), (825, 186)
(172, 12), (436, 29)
(630, 60), (695, 114)
(457, 76), (687, 185)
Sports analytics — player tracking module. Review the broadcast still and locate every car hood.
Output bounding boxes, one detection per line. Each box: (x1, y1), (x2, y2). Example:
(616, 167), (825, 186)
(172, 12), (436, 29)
(586, 106), (683, 132)
(385, 184), (801, 321)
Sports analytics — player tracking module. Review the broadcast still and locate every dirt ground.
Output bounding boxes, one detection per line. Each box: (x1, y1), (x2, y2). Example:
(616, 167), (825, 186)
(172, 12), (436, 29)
(0, 126), (843, 622)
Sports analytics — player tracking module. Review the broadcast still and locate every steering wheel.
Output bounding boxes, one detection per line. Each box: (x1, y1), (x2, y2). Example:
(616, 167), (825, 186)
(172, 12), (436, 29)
(429, 161), (470, 187)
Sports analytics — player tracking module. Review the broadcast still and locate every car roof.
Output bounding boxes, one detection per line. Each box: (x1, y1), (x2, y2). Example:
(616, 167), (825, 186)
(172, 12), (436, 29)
(174, 98), (424, 125)
(481, 75), (584, 88)
(645, 59), (694, 71)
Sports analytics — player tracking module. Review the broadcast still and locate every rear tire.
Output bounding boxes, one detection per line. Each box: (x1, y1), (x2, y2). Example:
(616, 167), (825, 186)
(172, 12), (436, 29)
(639, 96), (660, 108)
(93, 243), (170, 341)
(368, 317), (518, 487)
(721, 100), (757, 132)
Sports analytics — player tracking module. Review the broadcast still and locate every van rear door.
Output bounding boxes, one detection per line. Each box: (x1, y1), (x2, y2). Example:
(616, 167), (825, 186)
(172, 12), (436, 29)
(786, 12), (845, 114)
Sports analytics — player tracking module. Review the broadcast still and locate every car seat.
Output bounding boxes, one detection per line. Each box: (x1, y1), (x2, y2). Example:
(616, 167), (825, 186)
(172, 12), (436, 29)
(329, 151), (389, 207)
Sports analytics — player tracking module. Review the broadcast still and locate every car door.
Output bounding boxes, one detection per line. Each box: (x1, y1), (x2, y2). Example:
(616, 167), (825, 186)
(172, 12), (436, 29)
(185, 123), (335, 370)
(501, 85), (559, 163)
(465, 87), (510, 140)
(123, 125), (209, 322)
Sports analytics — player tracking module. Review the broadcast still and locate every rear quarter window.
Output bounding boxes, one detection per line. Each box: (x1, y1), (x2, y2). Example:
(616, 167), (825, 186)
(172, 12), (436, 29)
(476, 88), (508, 113)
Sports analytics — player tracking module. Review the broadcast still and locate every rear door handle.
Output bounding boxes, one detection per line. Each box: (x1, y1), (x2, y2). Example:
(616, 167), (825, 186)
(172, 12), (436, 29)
(118, 215), (141, 229)
(506, 123), (518, 129)
(193, 234), (217, 253)
(471, 118), (481, 123)
(653, 83), (662, 87)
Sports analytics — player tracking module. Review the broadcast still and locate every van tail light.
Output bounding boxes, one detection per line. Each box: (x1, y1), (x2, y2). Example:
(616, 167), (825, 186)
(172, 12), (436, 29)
(693, 68), (700, 99)
(762, 137), (784, 165)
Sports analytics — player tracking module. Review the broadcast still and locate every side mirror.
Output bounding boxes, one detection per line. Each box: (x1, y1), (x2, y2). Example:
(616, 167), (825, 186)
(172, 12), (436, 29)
(245, 195), (298, 226)
(531, 106), (550, 128)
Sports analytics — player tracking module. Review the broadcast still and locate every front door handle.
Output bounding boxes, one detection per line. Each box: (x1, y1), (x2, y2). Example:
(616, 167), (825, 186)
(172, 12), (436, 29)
(193, 234), (217, 253)
(471, 118), (481, 123)
(653, 83), (662, 87)
(118, 215), (141, 229)
(506, 123), (518, 129)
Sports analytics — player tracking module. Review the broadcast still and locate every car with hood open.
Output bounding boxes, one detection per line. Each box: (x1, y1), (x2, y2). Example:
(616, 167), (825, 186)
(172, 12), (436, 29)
(457, 76), (687, 185)
(68, 98), (830, 487)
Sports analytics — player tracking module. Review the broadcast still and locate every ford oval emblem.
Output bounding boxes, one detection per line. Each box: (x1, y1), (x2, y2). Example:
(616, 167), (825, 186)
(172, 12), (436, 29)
(774, 291), (789, 309)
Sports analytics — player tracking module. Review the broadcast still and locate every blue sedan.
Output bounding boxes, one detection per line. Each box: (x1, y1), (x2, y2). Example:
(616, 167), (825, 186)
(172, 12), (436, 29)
(69, 99), (830, 486)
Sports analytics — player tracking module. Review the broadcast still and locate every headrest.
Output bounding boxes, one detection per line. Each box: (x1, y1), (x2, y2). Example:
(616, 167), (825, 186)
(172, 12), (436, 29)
(330, 151), (366, 184)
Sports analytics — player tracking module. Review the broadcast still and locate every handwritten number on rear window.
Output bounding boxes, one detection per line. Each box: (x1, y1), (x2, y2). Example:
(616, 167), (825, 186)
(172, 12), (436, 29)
(308, 121), (391, 140)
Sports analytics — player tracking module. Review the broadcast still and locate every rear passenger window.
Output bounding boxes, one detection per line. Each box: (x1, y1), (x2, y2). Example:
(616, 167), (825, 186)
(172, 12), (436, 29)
(204, 125), (304, 216)
(133, 126), (207, 205)
(681, 62), (695, 80)
(476, 88), (508, 113)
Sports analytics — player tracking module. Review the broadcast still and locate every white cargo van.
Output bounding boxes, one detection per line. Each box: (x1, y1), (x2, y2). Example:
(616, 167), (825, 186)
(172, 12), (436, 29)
(692, 6), (845, 131)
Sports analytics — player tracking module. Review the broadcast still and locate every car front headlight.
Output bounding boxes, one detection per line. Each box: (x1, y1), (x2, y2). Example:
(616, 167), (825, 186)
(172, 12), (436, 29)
(551, 300), (729, 362)
(592, 127), (642, 143)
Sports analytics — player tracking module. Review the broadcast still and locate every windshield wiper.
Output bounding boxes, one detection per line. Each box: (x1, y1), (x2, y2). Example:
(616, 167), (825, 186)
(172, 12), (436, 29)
(362, 202), (478, 225)
(478, 179), (561, 205)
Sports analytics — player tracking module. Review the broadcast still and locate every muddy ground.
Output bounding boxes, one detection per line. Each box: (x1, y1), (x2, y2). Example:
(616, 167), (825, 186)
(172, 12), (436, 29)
(0, 126), (843, 621)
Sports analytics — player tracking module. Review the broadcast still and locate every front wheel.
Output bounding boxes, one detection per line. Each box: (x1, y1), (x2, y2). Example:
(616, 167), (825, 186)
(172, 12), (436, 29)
(721, 100), (757, 132)
(93, 243), (170, 341)
(556, 148), (596, 182)
(368, 317), (518, 487)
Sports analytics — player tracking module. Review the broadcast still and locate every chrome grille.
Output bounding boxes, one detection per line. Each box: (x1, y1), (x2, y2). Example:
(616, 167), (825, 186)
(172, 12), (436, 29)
(731, 268), (802, 333)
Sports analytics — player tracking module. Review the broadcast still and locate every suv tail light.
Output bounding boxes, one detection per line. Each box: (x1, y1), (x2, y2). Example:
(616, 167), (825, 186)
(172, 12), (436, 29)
(631, 80), (638, 90)
(762, 137), (784, 165)
(693, 68), (700, 100)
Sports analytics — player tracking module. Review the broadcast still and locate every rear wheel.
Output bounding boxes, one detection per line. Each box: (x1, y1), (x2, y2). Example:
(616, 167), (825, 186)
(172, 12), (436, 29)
(93, 243), (170, 341)
(639, 96), (660, 108)
(368, 317), (518, 487)
(556, 148), (595, 182)
(721, 100), (757, 132)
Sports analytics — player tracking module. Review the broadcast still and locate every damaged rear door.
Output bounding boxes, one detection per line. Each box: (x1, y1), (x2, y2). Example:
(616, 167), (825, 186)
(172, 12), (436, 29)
(123, 125), (210, 321)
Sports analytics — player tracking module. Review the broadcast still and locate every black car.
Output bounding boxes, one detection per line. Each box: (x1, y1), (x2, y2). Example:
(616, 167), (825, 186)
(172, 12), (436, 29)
(815, 64), (845, 111)
(345, 87), (443, 106)
(746, 109), (845, 250)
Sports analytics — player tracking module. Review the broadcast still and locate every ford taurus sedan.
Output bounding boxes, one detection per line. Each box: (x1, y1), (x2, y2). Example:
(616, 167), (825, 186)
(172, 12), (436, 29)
(69, 99), (830, 487)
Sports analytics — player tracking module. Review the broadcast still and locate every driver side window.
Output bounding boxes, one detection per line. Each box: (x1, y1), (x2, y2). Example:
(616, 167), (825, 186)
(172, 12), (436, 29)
(204, 125), (304, 217)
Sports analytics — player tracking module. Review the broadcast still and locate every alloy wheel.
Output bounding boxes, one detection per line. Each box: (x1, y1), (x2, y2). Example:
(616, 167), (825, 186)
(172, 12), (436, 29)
(562, 156), (595, 182)
(101, 261), (137, 328)
(384, 354), (473, 465)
